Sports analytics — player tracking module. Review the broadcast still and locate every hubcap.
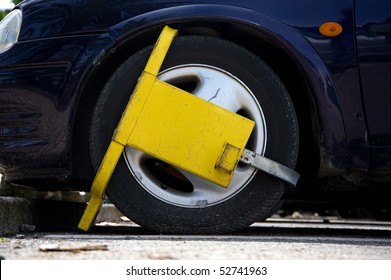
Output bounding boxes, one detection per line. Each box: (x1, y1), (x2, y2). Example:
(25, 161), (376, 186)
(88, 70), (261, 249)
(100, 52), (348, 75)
(124, 64), (267, 208)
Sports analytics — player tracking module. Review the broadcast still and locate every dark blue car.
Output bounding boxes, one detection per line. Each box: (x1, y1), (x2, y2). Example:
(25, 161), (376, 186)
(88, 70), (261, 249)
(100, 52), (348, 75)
(0, 0), (390, 233)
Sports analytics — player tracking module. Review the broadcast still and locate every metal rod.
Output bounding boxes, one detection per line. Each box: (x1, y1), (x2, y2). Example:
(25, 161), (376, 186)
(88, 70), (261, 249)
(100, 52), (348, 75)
(240, 149), (300, 186)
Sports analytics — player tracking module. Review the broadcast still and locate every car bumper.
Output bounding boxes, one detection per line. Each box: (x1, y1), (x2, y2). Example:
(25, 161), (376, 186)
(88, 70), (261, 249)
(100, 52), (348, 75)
(0, 33), (115, 181)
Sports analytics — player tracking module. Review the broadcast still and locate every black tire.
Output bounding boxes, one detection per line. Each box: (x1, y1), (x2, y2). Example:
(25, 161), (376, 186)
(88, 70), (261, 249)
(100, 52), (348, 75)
(90, 36), (299, 234)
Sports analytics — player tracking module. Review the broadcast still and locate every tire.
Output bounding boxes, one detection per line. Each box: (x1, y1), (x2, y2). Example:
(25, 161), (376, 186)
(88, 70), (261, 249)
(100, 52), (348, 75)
(90, 36), (299, 234)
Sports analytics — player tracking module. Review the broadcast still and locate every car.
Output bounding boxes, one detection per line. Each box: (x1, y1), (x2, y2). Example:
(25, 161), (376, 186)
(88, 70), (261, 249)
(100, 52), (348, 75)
(0, 0), (390, 234)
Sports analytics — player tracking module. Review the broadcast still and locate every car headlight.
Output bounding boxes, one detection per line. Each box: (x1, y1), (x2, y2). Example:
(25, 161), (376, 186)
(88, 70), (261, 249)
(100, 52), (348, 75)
(0, 9), (22, 55)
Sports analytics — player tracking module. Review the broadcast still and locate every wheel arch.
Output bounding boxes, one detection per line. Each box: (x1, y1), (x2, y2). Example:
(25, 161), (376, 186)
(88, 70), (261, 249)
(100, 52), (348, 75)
(71, 5), (346, 182)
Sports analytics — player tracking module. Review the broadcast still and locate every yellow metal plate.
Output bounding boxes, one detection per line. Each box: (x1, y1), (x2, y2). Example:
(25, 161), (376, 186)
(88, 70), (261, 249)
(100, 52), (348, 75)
(122, 78), (255, 187)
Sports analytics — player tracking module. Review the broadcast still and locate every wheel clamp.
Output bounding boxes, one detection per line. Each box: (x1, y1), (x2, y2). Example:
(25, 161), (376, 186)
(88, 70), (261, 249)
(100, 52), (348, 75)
(78, 26), (300, 231)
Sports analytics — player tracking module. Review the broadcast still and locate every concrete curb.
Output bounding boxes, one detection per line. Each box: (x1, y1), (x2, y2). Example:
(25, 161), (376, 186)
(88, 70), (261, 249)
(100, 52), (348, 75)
(0, 197), (35, 235)
(0, 196), (124, 235)
(95, 204), (124, 223)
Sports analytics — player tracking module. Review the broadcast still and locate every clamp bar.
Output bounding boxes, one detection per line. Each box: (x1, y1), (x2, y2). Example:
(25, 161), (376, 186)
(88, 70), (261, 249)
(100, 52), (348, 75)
(78, 26), (178, 231)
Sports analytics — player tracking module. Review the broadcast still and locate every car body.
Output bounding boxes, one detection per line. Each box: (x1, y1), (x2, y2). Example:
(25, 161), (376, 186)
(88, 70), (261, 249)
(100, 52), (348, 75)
(0, 0), (390, 232)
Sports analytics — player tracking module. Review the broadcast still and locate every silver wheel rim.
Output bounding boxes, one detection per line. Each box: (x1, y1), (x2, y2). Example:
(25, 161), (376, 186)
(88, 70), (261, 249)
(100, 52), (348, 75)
(124, 64), (267, 208)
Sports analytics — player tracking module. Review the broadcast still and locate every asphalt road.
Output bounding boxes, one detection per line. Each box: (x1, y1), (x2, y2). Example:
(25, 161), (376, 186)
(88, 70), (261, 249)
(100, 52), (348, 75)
(1, 220), (391, 260)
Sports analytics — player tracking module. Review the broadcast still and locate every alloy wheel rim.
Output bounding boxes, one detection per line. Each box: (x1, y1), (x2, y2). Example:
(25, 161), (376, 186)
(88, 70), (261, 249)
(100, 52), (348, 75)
(124, 64), (267, 208)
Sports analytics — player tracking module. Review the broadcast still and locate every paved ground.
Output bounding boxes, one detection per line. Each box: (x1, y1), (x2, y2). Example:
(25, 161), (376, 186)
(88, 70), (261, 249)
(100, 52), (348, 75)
(1, 184), (391, 260)
(1, 221), (391, 260)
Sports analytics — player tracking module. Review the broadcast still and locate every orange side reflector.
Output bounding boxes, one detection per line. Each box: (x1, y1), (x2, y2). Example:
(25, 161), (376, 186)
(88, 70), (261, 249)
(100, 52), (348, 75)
(319, 22), (343, 37)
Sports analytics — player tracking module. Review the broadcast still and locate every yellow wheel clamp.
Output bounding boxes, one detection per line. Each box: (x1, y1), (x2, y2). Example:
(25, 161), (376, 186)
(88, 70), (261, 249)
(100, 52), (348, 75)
(78, 26), (300, 231)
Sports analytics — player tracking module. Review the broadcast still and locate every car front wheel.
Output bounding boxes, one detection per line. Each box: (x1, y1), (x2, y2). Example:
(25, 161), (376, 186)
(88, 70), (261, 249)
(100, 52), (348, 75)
(90, 36), (299, 234)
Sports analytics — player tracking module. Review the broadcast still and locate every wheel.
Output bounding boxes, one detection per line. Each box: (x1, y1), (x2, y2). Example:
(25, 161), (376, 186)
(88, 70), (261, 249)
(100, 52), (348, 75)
(90, 36), (299, 234)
